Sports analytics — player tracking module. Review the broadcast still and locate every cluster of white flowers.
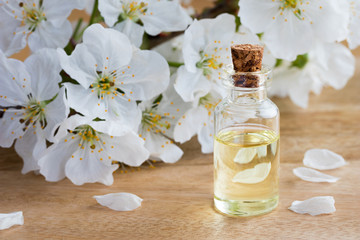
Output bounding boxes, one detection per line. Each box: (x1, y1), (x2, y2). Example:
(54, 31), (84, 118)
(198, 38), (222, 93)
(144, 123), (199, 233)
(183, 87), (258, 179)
(0, 0), (358, 186)
(239, 0), (356, 108)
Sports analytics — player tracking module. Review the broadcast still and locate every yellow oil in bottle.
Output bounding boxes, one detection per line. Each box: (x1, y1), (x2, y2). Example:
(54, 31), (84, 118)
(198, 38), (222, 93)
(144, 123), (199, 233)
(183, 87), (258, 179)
(214, 125), (279, 216)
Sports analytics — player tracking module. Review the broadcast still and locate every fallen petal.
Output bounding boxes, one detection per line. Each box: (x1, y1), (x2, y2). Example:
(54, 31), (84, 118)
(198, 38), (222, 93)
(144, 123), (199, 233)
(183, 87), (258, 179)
(234, 147), (257, 164)
(293, 167), (339, 183)
(303, 149), (347, 170)
(0, 211), (24, 230)
(94, 193), (142, 211)
(232, 162), (271, 184)
(289, 196), (336, 216)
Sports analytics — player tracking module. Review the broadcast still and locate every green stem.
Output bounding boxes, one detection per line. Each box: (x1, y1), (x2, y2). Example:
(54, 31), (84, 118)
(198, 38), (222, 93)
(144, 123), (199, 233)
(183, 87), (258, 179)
(63, 18), (83, 54)
(72, 18), (83, 41)
(88, 0), (99, 26)
(167, 61), (184, 68)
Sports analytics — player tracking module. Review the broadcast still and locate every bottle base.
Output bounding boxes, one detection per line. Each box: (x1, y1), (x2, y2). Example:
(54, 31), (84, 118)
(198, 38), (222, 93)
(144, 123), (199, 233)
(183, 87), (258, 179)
(214, 195), (279, 217)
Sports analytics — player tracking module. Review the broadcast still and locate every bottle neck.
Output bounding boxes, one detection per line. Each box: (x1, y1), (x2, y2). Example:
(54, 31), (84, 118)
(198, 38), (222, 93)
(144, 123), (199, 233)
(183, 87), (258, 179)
(222, 65), (272, 104)
(229, 86), (267, 103)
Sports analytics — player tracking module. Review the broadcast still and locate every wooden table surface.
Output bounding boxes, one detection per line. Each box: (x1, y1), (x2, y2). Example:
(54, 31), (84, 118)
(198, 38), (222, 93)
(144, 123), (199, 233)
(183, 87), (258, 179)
(1, 62), (360, 239)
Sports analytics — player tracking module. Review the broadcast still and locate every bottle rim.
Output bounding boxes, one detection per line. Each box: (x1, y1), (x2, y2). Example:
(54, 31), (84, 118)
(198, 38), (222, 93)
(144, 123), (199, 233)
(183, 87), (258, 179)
(222, 64), (272, 90)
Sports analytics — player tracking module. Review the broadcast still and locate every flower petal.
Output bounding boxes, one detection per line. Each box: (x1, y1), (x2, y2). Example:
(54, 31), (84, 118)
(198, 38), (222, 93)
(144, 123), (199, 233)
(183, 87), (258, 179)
(15, 128), (46, 174)
(303, 149), (347, 170)
(103, 132), (149, 167)
(234, 147), (258, 164)
(43, 88), (69, 142)
(24, 48), (62, 101)
(289, 196), (336, 216)
(113, 20), (145, 48)
(107, 96), (141, 129)
(232, 162), (271, 184)
(28, 20), (72, 52)
(197, 122), (214, 154)
(120, 48), (169, 101)
(293, 167), (339, 183)
(173, 106), (208, 144)
(64, 83), (106, 119)
(141, 130), (183, 163)
(141, 0), (192, 36)
(64, 147), (119, 186)
(153, 35), (185, 63)
(42, 0), (85, 27)
(239, 0), (281, 34)
(174, 66), (211, 102)
(0, 51), (31, 106)
(94, 193), (142, 211)
(0, 7), (26, 56)
(0, 110), (24, 148)
(82, 24), (132, 71)
(261, 12), (313, 61)
(0, 211), (24, 230)
(98, 0), (123, 27)
(182, 19), (205, 73)
(38, 136), (80, 182)
(309, 0), (349, 43)
(313, 42), (355, 90)
(57, 46), (97, 88)
(347, 1), (360, 49)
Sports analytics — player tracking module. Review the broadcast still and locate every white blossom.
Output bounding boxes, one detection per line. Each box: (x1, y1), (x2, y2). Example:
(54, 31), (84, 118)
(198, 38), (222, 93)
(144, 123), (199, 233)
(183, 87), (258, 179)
(98, 0), (192, 47)
(239, 0), (350, 60)
(0, 48), (68, 173)
(174, 89), (222, 153)
(268, 42), (355, 108)
(0, 0), (84, 56)
(38, 115), (149, 186)
(138, 75), (190, 163)
(58, 24), (170, 130)
(174, 13), (236, 103)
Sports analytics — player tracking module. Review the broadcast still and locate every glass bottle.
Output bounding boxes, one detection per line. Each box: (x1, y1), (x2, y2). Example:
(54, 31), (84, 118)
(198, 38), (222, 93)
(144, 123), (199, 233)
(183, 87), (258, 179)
(213, 65), (280, 216)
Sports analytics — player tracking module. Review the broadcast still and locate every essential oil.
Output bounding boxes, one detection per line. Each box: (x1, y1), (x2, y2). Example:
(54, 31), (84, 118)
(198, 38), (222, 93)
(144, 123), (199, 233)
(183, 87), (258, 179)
(214, 125), (279, 216)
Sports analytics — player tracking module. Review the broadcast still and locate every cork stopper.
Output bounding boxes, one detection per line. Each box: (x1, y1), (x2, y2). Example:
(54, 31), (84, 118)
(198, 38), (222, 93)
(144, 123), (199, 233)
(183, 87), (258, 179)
(231, 44), (264, 88)
(231, 44), (264, 72)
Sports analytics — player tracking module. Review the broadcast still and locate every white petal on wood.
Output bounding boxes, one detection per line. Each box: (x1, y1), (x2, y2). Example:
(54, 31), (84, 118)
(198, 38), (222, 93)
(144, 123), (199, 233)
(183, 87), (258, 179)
(303, 149), (347, 170)
(232, 162), (271, 184)
(293, 167), (339, 183)
(94, 193), (143, 211)
(0, 211), (24, 230)
(234, 147), (257, 164)
(289, 196), (336, 216)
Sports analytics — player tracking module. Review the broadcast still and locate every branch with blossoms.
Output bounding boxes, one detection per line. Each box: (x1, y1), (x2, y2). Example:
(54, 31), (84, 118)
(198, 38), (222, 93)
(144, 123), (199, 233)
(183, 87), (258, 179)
(0, 0), (358, 186)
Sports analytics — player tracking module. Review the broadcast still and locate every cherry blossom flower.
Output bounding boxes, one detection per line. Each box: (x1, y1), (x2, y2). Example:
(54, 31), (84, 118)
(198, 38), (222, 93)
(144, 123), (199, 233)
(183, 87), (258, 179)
(58, 24), (170, 130)
(174, 89), (222, 153)
(268, 42), (355, 108)
(38, 115), (149, 186)
(174, 13), (236, 103)
(239, 0), (350, 60)
(98, 0), (192, 47)
(0, 48), (68, 173)
(347, 0), (360, 49)
(138, 76), (190, 163)
(0, 0), (84, 56)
